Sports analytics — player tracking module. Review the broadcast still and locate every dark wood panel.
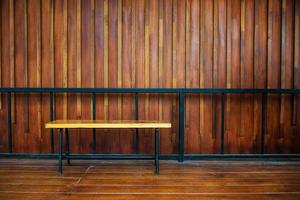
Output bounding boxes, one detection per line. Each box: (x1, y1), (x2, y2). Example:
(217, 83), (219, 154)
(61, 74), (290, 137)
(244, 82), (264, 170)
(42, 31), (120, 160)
(0, 0), (299, 154)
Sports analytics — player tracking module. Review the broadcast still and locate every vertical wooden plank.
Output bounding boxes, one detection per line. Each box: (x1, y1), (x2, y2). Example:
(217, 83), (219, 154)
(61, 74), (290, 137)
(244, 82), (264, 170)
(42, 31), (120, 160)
(0, 1), (2, 111)
(240, 0), (245, 140)
(131, 0), (136, 89)
(213, 0), (227, 153)
(185, 0), (190, 150)
(200, 0), (213, 153)
(14, 0), (28, 152)
(76, 0), (82, 150)
(293, 0), (300, 152)
(240, 0), (245, 90)
(232, 0), (241, 153)
(117, 0), (122, 120)
(158, 0), (163, 133)
(0, 0), (10, 151)
(171, 0), (177, 147)
(280, 0), (287, 134)
(240, 0), (255, 153)
(226, 0), (241, 154)
(254, 0), (268, 153)
(24, 0), (29, 136)
(76, 0), (82, 120)
(212, 0), (217, 144)
(266, 0), (281, 153)
(27, 0), (42, 152)
(102, 0), (109, 153)
(0, 0), (3, 149)
(149, 0), (159, 154)
(103, 0), (109, 121)
(174, 0), (186, 90)
(63, 0), (68, 121)
(9, 0), (15, 125)
(199, 0), (204, 153)
(54, 0), (67, 151)
(81, 0), (94, 153)
(225, 0), (232, 132)
(67, 0), (80, 153)
(280, 0), (294, 153)
(131, 0), (136, 153)
(90, 0), (95, 119)
(122, 0), (134, 153)
(41, 0), (54, 153)
(186, 0), (200, 153)
(172, 0), (185, 153)
(172, 0), (177, 90)
(107, 0), (119, 153)
(36, 0), (42, 148)
(143, 0), (150, 153)
(135, 0), (145, 153)
(120, 0), (129, 152)
(95, 0), (105, 153)
(0, 1), (2, 148)
(160, 0), (174, 154)
(103, 0), (120, 153)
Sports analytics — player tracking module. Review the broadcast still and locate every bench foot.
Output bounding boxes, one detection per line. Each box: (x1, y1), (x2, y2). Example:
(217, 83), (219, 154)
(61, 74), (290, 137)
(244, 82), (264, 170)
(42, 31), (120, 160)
(65, 128), (71, 165)
(155, 128), (159, 174)
(58, 128), (63, 175)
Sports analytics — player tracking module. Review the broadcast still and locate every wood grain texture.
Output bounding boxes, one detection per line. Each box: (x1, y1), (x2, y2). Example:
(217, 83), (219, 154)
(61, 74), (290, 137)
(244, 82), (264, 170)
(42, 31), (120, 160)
(240, 0), (255, 153)
(27, 0), (42, 152)
(0, 0), (299, 154)
(0, 159), (300, 199)
(0, 0), (10, 152)
(254, 0), (268, 154)
(14, 0), (28, 152)
(186, 0), (200, 153)
(213, 0), (227, 153)
(67, 0), (80, 153)
(0, 0), (2, 111)
(80, 0), (93, 153)
(121, 0), (134, 153)
(294, 0), (300, 153)
(281, 0), (295, 153)
(226, 0), (241, 153)
(94, 0), (106, 153)
(135, 0), (146, 153)
(45, 120), (172, 129)
(41, 0), (54, 153)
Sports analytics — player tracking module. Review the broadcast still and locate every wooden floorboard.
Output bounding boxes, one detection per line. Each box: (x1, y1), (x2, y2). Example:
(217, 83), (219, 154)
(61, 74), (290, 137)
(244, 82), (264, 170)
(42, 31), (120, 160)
(0, 159), (299, 200)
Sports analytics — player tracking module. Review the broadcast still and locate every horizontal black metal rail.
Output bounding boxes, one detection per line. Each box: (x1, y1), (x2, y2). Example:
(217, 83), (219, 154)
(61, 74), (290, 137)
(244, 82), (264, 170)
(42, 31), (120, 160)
(0, 87), (299, 160)
(1, 153), (300, 159)
(0, 87), (299, 93)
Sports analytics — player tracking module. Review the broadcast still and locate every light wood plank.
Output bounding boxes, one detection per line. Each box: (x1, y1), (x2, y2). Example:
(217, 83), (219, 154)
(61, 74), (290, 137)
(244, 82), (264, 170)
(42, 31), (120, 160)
(45, 120), (172, 129)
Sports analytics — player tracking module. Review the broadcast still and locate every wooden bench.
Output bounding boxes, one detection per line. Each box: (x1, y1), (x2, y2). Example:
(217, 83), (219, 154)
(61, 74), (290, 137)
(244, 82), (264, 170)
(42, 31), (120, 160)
(45, 120), (172, 175)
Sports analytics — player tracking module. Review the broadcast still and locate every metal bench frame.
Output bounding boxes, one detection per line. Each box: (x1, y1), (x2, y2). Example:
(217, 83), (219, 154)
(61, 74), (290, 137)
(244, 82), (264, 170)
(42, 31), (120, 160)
(55, 127), (160, 175)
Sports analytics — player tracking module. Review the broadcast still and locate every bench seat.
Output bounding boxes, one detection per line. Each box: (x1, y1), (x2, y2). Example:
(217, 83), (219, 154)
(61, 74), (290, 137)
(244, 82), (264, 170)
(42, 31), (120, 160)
(46, 120), (171, 129)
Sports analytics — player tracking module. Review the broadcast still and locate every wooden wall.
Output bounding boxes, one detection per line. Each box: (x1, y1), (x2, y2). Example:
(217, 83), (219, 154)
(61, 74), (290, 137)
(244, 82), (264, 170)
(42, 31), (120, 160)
(0, 0), (299, 154)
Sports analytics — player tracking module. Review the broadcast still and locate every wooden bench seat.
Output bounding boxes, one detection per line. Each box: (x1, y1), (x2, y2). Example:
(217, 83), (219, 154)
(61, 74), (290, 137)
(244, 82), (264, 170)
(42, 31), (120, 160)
(45, 120), (171, 175)
(46, 120), (172, 129)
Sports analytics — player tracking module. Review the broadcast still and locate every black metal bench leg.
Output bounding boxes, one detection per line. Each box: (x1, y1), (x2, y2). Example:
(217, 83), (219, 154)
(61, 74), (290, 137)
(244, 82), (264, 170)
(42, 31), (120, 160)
(65, 128), (70, 165)
(155, 128), (159, 174)
(59, 128), (63, 175)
